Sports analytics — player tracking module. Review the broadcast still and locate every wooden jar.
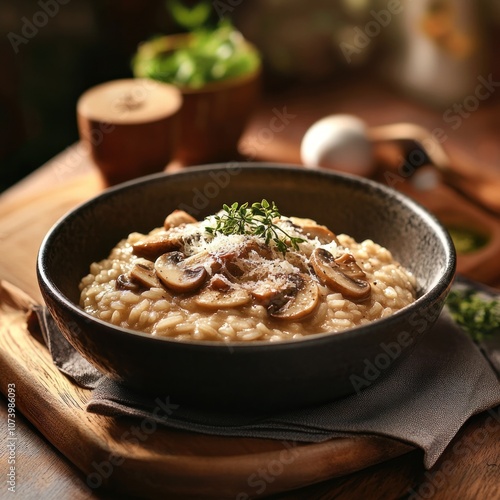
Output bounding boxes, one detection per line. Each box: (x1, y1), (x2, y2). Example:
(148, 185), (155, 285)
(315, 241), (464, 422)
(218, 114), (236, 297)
(77, 79), (182, 185)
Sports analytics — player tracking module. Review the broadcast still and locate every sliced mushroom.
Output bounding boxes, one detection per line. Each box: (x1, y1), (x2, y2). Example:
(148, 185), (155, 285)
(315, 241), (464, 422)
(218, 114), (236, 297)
(183, 250), (222, 274)
(194, 275), (251, 309)
(130, 258), (161, 289)
(209, 273), (233, 291)
(164, 209), (197, 230)
(132, 231), (183, 260)
(301, 225), (338, 244)
(289, 217), (338, 244)
(216, 240), (273, 279)
(268, 273), (319, 320)
(250, 274), (290, 305)
(283, 251), (309, 273)
(217, 240), (273, 265)
(155, 252), (208, 293)
(251, 283), (282, 304)
(334, 253), (367, 281)
(237, 240), (274, 259)
(116, 273), (141, 292)
(310, 248), (371, 301)
(222, 259), (245, 279)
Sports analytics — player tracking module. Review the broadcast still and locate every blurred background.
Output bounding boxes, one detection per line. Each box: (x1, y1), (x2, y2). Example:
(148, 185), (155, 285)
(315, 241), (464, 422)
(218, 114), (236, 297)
(2, 0), (500, 192)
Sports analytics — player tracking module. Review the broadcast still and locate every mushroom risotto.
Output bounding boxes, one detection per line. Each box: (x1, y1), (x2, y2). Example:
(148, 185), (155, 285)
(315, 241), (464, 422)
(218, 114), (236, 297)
(79, 201), (417, 341)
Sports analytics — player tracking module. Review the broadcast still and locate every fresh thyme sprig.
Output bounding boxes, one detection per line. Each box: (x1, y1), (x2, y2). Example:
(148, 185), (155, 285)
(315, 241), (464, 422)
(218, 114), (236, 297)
(205, 200), (305, 254)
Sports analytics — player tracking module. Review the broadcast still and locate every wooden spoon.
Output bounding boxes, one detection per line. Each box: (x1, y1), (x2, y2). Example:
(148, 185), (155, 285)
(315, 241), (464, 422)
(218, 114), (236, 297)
(368, 122), (500, 215)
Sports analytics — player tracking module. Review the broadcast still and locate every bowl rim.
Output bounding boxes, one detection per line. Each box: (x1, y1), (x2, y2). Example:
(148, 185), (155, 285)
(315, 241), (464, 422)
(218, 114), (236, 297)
(37, 162), (457, 351)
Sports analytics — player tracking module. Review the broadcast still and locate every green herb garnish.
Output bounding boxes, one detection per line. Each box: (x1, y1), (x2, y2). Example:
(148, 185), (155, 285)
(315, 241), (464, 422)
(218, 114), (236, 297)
(446, 288), (500, 342)
(205, 200), (305, 254)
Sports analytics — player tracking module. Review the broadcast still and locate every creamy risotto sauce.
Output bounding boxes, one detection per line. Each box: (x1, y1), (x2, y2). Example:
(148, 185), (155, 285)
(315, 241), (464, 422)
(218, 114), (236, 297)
(79, 208), (416, 342)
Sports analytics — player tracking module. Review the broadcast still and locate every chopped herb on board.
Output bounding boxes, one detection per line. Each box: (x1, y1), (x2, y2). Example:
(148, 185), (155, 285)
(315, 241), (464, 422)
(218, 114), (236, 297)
(446, 289), (500, 342)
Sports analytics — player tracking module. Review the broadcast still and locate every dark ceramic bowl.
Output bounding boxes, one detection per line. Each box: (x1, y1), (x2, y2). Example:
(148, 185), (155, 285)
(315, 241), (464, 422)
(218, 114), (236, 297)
(37, 164), (456, 411)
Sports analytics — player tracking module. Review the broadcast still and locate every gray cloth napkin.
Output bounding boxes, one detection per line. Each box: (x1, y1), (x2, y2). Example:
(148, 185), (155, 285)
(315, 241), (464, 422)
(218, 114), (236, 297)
(32, 279), (500, 469)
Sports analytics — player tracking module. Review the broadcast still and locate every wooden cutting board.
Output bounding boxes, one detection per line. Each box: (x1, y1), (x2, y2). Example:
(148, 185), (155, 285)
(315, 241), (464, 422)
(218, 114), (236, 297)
(0, 168), (413, 499)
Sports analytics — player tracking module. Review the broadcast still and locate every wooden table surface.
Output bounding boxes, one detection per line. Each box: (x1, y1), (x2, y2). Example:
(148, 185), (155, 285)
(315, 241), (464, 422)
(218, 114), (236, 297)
(1, 78), (499, 499)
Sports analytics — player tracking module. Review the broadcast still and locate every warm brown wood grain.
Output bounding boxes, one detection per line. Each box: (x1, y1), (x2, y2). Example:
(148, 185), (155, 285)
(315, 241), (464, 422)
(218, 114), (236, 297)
(0, 393), (98, 500)
(0, 280), (412, 499)
(273, 408), (500, 500)
(0, 174), (102, 303)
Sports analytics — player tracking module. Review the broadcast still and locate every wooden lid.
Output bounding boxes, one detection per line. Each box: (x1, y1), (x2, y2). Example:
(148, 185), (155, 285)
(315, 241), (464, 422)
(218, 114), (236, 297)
(77, 78), (182, 125)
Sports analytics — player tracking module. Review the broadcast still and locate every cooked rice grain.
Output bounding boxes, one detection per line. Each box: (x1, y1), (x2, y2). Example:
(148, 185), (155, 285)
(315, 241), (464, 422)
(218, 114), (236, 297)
(79, 233), (416, 341)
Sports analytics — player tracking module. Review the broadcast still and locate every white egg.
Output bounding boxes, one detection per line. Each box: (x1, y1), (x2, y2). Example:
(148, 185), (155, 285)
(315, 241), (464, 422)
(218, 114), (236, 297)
(300, 114), (374, 177)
